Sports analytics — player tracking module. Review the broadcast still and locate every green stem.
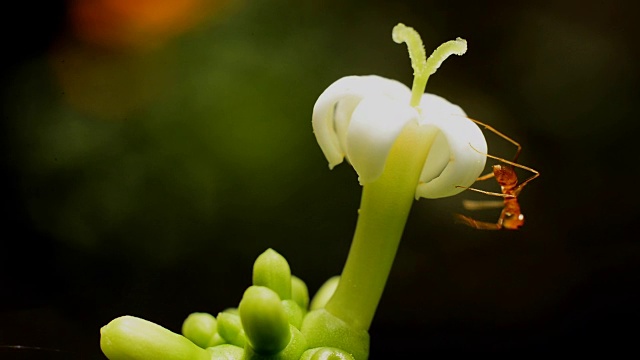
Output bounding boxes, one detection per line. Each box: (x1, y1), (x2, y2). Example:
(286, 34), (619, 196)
(322, 22), (468, 334)
(325, 122), (438, 331)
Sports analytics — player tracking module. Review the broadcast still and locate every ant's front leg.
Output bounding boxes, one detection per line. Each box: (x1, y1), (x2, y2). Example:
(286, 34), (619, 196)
(476, 171), (495, 182)
(455, 185), (515, 198)
(512, 169), (540, 196)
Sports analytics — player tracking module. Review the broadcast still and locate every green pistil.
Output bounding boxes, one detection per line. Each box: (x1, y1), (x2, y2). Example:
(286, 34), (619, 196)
(392, 23), (467, 107)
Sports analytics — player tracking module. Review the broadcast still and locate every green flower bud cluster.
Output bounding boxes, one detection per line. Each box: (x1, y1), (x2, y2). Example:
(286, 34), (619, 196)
(100, 248), (368, 360)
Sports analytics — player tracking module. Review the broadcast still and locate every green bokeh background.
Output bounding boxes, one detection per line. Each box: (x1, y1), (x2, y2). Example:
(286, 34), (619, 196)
(2, 0), (638, 358)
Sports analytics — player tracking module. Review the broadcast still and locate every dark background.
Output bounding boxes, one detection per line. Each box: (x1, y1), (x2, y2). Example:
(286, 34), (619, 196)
(2, 0), (638, 358)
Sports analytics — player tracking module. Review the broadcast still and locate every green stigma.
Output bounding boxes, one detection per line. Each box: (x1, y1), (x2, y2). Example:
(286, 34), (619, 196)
(392, 23), (468, 107)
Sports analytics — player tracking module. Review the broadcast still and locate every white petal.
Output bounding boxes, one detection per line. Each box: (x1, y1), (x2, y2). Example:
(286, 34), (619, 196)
(415, 94), (487, 199)
(312, 75), (411, 169)
(347, 96), (420, 184)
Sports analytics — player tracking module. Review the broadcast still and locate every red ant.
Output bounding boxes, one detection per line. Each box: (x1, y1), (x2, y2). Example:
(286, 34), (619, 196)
(454, 118), (539, 230)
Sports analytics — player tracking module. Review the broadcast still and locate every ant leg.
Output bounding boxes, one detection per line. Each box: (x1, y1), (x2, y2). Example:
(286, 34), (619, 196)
(464, 116), (522, 162)
(462, 199), (504, 211)
(467, 143), (540, 195)
(476, 172), (495, 182)
(484, 151), (538, 176)
(454, 214), (502, 230)
(462, 117), (540, 187)
(455, 185), (515, 198)
(513, 169), (540, 196)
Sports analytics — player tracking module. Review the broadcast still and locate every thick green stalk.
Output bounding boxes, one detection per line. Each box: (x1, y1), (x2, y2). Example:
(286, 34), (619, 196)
(325, 121), (438, 331)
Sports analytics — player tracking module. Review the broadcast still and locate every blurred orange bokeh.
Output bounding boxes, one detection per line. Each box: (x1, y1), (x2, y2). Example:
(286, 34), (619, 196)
(68, 0), (231, 50)
(50, 0), (238, 119)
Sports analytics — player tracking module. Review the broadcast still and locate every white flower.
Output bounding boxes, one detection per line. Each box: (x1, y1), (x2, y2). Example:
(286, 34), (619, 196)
(312, 75), (487, 199)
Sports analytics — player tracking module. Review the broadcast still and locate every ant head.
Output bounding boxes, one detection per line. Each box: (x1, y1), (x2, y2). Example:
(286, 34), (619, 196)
(492, 164), (518, 187)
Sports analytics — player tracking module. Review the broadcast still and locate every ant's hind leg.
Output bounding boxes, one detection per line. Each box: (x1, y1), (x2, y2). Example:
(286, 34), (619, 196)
(454, 214), (502, 230)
